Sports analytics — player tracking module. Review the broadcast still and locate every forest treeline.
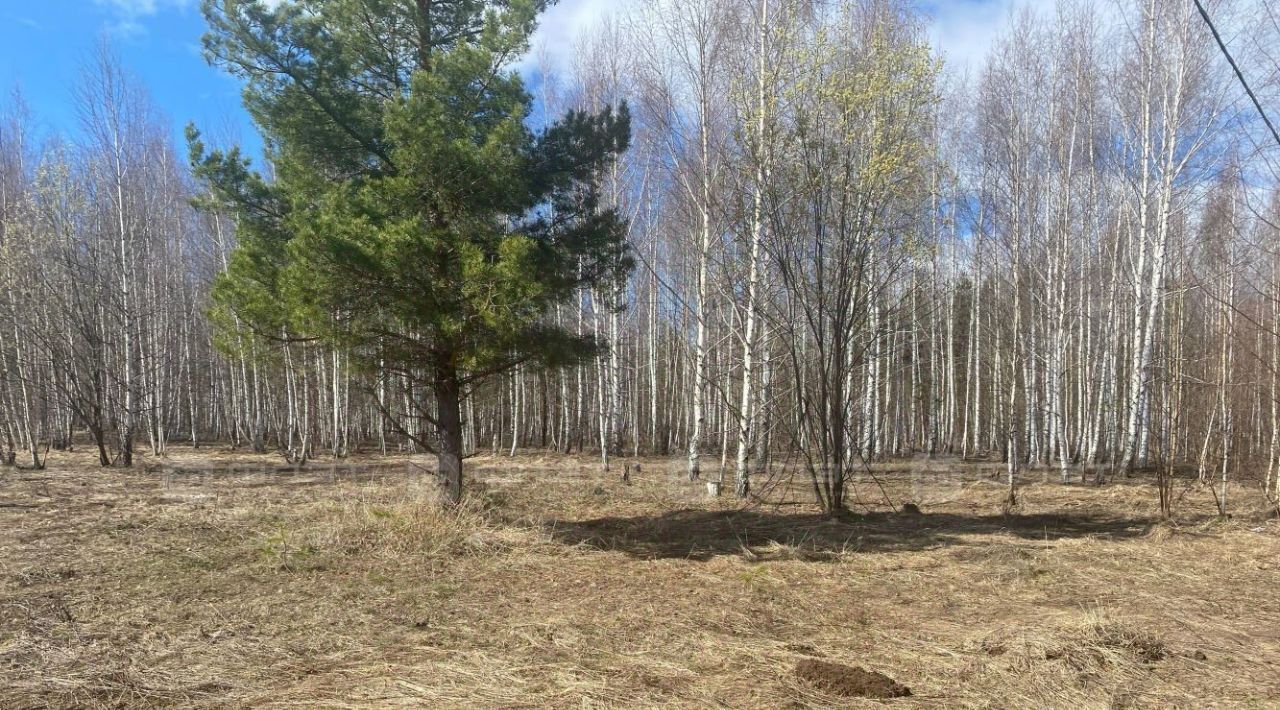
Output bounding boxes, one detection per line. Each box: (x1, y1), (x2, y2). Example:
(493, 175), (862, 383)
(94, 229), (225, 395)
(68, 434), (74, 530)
(2, 0), (1280, 515)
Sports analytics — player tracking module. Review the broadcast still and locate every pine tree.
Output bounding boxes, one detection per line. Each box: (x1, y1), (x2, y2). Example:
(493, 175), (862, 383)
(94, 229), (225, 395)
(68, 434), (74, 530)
(188, 0), (632, 504)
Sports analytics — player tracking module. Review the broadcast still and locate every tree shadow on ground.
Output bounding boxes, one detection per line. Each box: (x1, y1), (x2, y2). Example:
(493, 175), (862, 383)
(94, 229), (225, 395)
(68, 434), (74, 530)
(546, 508), (1155, 561)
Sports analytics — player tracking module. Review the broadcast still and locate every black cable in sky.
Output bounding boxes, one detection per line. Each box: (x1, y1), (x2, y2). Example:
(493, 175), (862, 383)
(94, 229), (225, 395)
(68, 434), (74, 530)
(1192, 0), (1280, 151)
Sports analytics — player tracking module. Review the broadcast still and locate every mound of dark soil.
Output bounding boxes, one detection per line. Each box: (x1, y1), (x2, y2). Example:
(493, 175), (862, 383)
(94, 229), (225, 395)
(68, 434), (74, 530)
(794, 659), (911, 698)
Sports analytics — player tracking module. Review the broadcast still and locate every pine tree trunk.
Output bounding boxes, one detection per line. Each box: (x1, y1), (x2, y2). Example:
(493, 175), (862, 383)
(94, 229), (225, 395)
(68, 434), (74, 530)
(436, 366), (464, 507)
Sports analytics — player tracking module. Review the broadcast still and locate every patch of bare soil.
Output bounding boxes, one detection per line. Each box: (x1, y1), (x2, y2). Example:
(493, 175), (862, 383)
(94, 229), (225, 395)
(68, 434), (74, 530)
(795, 659), (912, 698)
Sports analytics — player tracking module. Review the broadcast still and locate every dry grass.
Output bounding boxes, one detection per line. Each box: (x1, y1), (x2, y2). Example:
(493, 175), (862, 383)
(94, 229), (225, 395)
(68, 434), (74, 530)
(1, 447), (1278, 708)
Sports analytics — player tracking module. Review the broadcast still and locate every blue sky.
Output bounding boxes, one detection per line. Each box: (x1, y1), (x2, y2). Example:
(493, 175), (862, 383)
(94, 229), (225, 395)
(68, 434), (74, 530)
(0, 0), (1032, 160)
(1, 0), (262, 153)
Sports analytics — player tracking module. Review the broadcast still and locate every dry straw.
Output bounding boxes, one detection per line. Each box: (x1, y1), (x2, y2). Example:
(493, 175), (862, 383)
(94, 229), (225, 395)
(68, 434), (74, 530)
(1, 448), (1276, 708)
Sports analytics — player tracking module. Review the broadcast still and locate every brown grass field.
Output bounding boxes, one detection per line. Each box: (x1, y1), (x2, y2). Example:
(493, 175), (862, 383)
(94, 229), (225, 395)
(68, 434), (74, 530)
(1, 447), (1278, 708)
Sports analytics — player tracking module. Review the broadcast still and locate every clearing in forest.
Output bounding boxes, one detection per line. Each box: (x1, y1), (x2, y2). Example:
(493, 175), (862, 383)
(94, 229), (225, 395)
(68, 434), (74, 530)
(1, 449), (1278, 708)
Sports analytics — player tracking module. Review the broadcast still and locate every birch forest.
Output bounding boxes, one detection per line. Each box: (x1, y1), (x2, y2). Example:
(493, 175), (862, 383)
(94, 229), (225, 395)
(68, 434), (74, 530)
(9, 1), (1280, 705)
(3, 0), (1280, 517)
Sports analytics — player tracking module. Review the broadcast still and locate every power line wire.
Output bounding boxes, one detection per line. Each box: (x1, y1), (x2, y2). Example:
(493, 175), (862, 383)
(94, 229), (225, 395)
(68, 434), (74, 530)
(1192, 0), (1280, 150)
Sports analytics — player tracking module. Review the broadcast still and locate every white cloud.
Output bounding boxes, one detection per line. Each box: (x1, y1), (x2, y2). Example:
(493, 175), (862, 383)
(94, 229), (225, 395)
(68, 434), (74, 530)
(93, 0), (289, 36)
(93, 0), (194, 36)
(521, 0), (628, 76)
(93, 0), (191, 18)
(523, 0), (1035, 80)
(925, 0), (1127, 76)
(924, 0), (1043, 74)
